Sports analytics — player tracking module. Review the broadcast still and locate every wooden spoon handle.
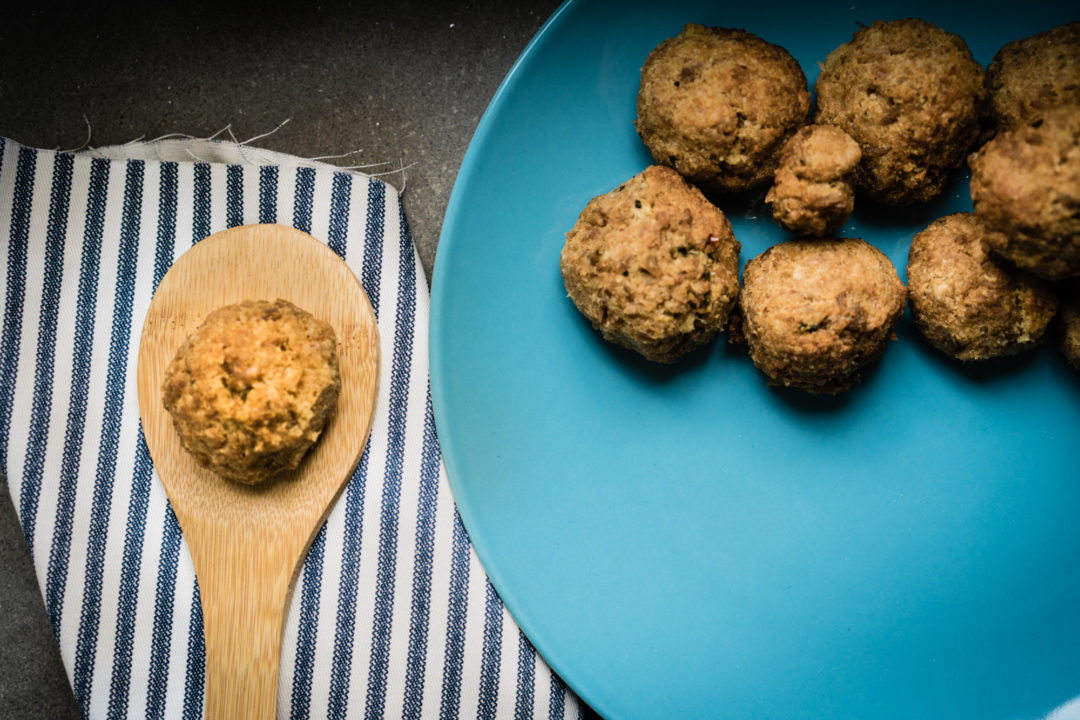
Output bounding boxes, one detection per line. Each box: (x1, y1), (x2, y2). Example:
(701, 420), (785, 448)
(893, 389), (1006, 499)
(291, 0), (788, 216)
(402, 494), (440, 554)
(195, 527), (303, 720)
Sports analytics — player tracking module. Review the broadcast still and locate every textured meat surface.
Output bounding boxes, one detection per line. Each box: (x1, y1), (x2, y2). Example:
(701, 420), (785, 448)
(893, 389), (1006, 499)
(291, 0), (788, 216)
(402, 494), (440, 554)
(739, 237), (905, 393)
(814, 18), (986, 205)
(162, 298), (340, 484)
(987, 21), (1080, 130)
(906, 213), (1058, 361)
(969, 106), (1080, 280)
(560, 165), (741, 363)
(765, 124), (862, 236)
(636, 23), (810, 194)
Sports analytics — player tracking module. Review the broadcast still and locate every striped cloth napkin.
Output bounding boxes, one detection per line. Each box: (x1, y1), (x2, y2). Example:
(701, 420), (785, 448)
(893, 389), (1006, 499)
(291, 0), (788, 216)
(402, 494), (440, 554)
(0, 136), (584, 719)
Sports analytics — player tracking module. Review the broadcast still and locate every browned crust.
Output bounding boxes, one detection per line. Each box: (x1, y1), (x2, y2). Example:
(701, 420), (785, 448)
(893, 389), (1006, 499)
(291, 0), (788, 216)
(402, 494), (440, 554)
(560, 165), (741, 363)
(739, 237), (905, 393)
(636, 23), (811, 194)
(814, 18), (987, 206)
(969, 106), (1080, 280)
(906, 213), (1058, 360)
(162, 299), (340, 484)
(987, 21), (1080, 131)
(765, 124), (862, 236)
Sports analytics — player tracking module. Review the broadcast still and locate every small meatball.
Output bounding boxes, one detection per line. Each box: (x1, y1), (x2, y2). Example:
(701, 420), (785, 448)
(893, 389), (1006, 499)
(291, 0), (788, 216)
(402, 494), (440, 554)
(162, 299), (340, 485)
(906, 213), (1058, 361)
(739, 237), (905, 394)
(814, 18), (987, 205)
(636, 23), (811, 194)
(560, 165), (741, 363)
(987, 22), (1080, 131)
(765, 124), (862, 236)
(969, 106), (1080, 280)
(1060, 283), (1080, 371)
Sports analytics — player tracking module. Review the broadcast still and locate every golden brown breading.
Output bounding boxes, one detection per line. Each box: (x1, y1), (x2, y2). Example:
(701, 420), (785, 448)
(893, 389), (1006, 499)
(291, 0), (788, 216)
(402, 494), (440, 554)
(987, 22), (1080, 131)
(814, 18), (986, 206)
(906, 213), (1058, 361)
(765, 124), (861, 236)
(635, 23), (810, 194)
(162, 299), (340, 485)
(739, 237), (905, 393)
(560, 165), (741, 363)
(969, 106), (1080, 280)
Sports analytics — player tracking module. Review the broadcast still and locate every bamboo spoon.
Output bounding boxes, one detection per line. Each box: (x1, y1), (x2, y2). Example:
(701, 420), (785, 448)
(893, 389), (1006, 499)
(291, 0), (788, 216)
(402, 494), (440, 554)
(137, 224), (379, 720)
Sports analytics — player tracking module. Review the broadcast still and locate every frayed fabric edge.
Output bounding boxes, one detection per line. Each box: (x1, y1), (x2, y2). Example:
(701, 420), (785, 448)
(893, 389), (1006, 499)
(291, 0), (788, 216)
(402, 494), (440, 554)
(71, 120), (414, 193)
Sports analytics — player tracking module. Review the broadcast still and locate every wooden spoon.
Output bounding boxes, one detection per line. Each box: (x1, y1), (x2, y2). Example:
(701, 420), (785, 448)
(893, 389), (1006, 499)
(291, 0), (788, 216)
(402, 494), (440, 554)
(137, 224), (379, 720)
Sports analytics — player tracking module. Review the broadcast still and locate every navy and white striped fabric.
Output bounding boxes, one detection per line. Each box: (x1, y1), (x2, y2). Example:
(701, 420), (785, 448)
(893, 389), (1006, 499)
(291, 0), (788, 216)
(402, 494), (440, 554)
(0, 137), (583, 720)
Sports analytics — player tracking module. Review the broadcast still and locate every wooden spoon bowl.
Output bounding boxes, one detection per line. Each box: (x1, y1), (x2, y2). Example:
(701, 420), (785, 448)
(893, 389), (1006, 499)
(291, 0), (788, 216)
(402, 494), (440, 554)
(137, 224), (379, 719)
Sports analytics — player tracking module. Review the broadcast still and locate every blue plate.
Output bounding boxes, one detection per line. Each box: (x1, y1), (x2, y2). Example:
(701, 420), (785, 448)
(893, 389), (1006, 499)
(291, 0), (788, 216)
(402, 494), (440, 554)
(430, 1), (1080, 718)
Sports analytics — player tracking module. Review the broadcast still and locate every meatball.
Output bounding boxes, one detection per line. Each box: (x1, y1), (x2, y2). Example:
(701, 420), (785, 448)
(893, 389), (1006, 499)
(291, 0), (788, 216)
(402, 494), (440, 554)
(814, 18), (987, 205)
(969, 106), (1080, 280)
(162, 299), (341, 485)
(987, 22), (1080, 131)
(1060, 283), (1080, 372)
(739, 237), (905, 393)
(906, 213), (1058, 361)
(635, 23), (811, 194)
(765, 124), (862, 236)
(560, 165), (741, 363)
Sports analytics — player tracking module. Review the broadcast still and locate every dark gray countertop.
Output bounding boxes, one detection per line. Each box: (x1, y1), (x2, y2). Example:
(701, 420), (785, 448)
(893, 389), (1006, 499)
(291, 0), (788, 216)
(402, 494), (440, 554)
(0, 1), (565, 716)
